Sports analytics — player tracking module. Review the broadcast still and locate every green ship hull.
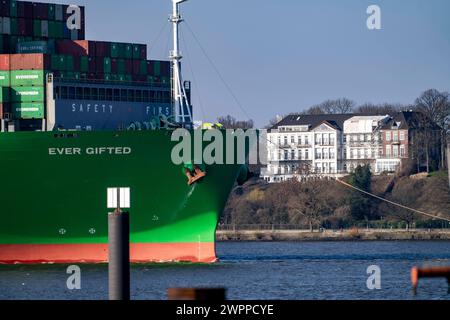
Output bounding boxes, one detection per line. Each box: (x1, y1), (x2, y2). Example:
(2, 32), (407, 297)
(0, 130), (244, 264)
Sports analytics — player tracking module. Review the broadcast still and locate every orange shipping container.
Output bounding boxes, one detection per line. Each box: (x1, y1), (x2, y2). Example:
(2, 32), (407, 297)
(0, 55), (10, 71)
(9, 54), (51, 70)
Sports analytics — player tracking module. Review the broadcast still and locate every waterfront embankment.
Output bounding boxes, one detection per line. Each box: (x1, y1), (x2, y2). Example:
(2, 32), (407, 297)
(216, 229), (450, 241)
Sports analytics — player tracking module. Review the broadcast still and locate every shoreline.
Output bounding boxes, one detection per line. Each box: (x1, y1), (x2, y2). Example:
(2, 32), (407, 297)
(216, 229), (450, 242)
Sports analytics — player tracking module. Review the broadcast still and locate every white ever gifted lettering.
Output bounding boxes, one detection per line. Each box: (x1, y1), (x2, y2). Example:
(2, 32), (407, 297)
(48, 147), (132, 156)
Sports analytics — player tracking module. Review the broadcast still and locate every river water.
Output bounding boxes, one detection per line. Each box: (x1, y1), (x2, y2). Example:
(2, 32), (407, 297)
(1, 241), (449, 300)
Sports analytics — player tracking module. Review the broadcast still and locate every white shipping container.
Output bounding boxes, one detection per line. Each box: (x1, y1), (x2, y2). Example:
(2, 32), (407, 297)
(41, 20), (49, 38)
(55, 5), (63, 21)
(2, 17), (10, 35)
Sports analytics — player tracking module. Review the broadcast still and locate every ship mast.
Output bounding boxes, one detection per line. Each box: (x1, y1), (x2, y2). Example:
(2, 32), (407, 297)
(170, 0), (192, 125)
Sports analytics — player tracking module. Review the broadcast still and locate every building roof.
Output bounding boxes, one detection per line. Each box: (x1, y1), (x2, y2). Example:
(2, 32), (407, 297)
(380, 111), (441, 130)
(271, 114), (355, 131)
(270, 113), (384, 131)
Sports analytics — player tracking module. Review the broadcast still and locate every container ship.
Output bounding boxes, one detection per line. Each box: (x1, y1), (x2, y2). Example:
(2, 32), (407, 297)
(0, 0), (248, 264)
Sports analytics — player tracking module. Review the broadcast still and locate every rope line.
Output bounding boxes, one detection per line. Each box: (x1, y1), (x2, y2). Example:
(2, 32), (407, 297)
(180, 29), (207, 121)
(184, 21), (253, 121)
(336, 178), (450, 223)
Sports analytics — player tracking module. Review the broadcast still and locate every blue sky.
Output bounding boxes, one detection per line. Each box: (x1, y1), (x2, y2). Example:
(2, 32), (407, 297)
(37, 0), (450, 127)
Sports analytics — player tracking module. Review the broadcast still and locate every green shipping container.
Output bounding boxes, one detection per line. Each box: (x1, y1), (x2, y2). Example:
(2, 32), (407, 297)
(33, 20), (42, 37)
(104, 57), (111, 74)
(48, 4), (56, 20)
(9, 36), (18, 54)
(51, 55), (66, 71)
(132, 45), (141, 59)
(153, 61), (161, 76)
(10, 18), (18, 36)
(0, 71), (11, 87)
(117, 59), (125, 74)
(66, 55), (74, 71)
(118, 74), (132, 83)
(80, 56), (89, 73)
(10, 1), (18, 17)
(48, 21), (57, 38)
(56, 22), (64, 39)
(10, 70), (46, 86)
(124, 44), (133, 59)
(11, 87), (45, 103)
(139, 60), (147, 75)
(12, 102), (45, 119)
(0, 87), (10, 103)
(110, 43), (120, 58)
(65, 72), (75, 79)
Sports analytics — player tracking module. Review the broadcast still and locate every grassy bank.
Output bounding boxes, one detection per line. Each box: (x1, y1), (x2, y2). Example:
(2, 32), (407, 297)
(217, 229), (450, 241)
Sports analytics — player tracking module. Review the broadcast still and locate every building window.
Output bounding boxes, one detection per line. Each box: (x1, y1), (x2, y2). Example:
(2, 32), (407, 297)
(330, 149), (335, 159)
(400, 131), (406, 141)
(291, 150), (296, 160)
(393, 146), (399, 158)
(400, 145), (406, 158)
(305, 149), (309, 160)
(386, 132), (391, 142)
(291, 136), (295, 144)
(393, 132), (399, 142)
(386, 145), (392, 158)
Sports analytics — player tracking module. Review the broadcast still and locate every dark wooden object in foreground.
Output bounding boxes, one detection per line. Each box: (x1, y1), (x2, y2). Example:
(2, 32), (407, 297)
(411, 266), (450, 295)
(168, 288), (226, 301)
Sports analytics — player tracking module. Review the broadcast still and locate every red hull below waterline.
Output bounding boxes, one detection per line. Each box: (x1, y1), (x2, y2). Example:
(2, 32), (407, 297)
(0, 243), (217, 265)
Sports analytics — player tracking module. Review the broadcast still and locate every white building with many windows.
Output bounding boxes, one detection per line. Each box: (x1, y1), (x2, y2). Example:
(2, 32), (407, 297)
(262, 114), (352, 183)
(262, 111), (438, 183)
(343, 115), (391, 174)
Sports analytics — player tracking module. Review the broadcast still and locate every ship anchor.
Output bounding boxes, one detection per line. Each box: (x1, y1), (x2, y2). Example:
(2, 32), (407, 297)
(185, 165), (207, 186)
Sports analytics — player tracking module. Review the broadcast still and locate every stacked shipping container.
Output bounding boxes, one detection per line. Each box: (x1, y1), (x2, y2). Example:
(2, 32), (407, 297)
(0, 0), (174, 122)
(6, 53), (46, 118)
(0, 53), (9, 118)
(55, 39), (171, 86)
(0, 0), (86, 53)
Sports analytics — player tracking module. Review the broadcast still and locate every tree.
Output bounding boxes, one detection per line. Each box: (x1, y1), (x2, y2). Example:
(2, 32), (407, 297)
(217, 115), (254, 130)
(413, 111), (440, 173)
(356, 103), (405, 115)
(415, 89), (450, 170)
(304, 98), (356, 115)
(348, 165), (373, 222)
(285, 179), (329, 232)
(264, 115), (284, 129)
